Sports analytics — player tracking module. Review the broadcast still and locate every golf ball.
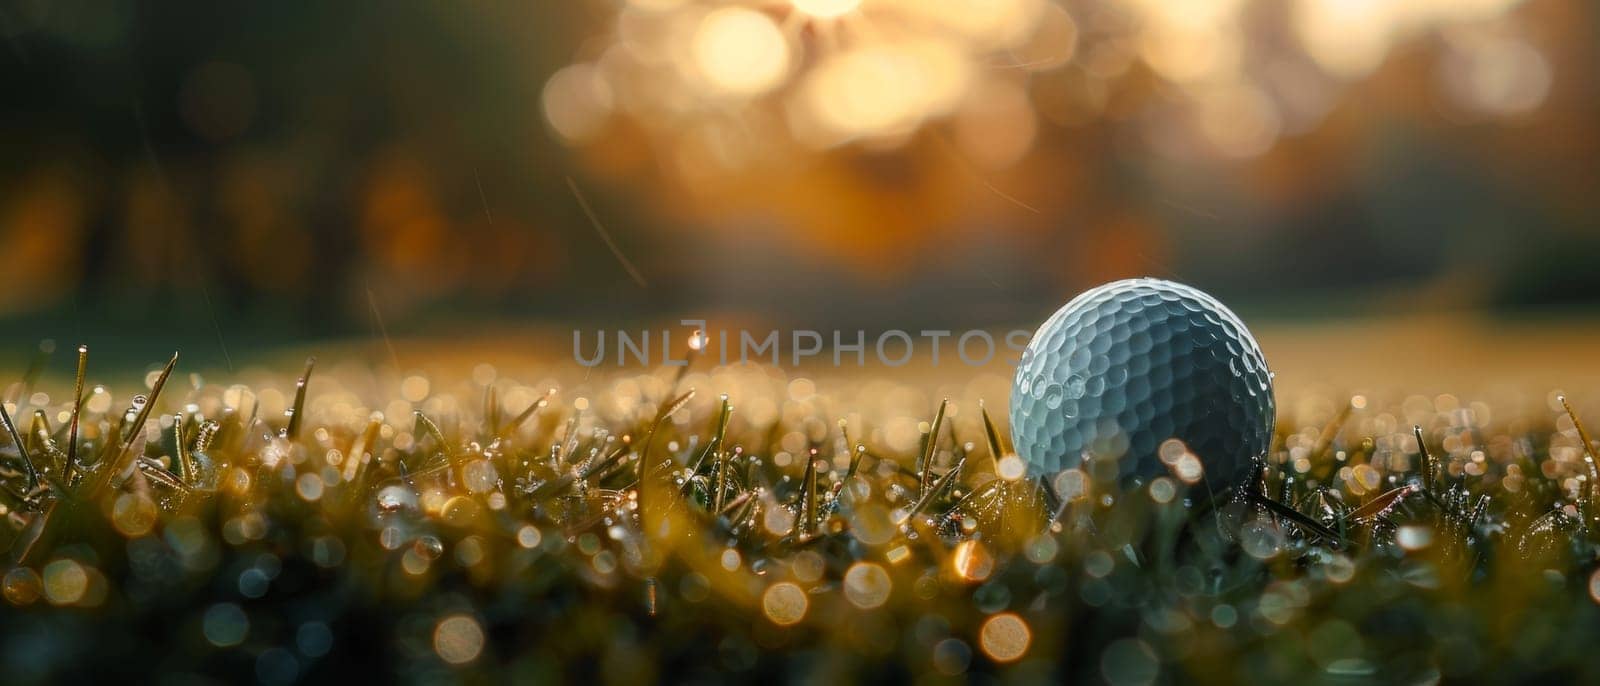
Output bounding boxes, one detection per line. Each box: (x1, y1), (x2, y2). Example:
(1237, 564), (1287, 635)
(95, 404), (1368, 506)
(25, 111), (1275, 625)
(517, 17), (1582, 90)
(1010, 278), (1274, 487)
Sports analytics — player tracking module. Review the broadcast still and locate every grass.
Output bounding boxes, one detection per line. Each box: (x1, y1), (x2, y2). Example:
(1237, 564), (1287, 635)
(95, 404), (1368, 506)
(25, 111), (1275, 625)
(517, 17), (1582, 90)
(1, 344), (1599, 685)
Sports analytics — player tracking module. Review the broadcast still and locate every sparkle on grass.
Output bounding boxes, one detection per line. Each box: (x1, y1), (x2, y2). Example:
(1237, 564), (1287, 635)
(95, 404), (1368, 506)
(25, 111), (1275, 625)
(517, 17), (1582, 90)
(792, 551), (825, 583)
(950, 540), (994, 583)
(295, 472), (324, 501)
(844, 562), (891, 609)
(113, 492), (158, 537)
(203, 602), (249, 647)
(762, 582), (809, 626)
(1397, 525), (1433, 551)
(979, 613), (1031, 662)
(1024, 535), (1060, 564)
(6, 346), (1600, 681)
(3, 568), (43, 606)
(1148, 477), (1176, 504)
(517, 524), (542, 549)
(1054, 468), (1088, 501)
(42, 559), (89, 606)
(997, 454), (1027, 481)
(433, 615), (486, 665)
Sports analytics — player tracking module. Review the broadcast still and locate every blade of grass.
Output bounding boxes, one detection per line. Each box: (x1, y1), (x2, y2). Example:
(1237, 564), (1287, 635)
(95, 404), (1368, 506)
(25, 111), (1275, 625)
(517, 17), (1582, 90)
(483, 383), (499, 438)
(1559, 396), (1600, 530)
(0, 394), (38, 491)
(799, 453), (818, 538)
(1313, 400), (1353, 463)
(81, 352), (177, 501)
(1414, 425), (1435, 493)
(412, 410), (451, 470)
(1249, 491), (1345, 546)
(979, 400), (1009, 472)
(497, 387), (558, 441)
(685, 395), (731, 478)
(918, 399), (949, 498)
(641, 389), (696, 473)
(635, 388), (696, 513)
(284, 357), (314, 441)
(62, 344), (87, 488)
(343, 417), (384, 500)
(903, 458), (966, 524)
(1347, 484), (1419, 522)
(173, 411), (194, 483)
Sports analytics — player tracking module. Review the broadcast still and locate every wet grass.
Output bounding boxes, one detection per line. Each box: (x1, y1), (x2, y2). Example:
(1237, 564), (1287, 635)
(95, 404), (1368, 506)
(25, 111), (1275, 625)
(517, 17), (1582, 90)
(1, 346), (1598, 684)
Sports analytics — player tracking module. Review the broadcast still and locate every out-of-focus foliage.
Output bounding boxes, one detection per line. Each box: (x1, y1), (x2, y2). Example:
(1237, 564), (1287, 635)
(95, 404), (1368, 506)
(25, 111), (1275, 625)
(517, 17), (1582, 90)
(2, 0), (1599, 344)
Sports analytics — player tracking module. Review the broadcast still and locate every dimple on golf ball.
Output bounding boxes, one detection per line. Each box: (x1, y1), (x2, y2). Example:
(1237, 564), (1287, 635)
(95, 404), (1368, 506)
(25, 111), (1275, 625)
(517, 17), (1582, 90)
(1010, 278), (1274, 487)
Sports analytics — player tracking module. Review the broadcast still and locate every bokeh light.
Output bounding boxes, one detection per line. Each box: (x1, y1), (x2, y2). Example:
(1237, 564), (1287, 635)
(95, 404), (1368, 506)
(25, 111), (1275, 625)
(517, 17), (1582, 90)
(843, 561), (892, 609)
(792, 0), (860, 19)
(203, 603), (250, 647)
(433, 614), (486, 665)
(761, 582), (809, 625)
(979, 612), (1031, 662)
(545, 0), (1542, 179)
(690, 8), (791, 97)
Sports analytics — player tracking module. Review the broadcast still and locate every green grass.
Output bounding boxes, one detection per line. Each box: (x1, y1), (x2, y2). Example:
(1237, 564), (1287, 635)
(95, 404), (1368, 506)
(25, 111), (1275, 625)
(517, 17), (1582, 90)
(1, 347), (1599, 684)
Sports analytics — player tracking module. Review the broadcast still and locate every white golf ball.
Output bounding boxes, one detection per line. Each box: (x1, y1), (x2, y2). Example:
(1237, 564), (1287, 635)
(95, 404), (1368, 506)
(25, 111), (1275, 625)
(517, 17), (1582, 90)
(1010, 278), (1274, 487)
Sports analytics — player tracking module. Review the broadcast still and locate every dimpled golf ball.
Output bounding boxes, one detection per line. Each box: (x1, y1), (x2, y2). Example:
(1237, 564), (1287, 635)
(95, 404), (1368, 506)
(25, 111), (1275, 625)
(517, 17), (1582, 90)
(1010, 278), (1274, 486)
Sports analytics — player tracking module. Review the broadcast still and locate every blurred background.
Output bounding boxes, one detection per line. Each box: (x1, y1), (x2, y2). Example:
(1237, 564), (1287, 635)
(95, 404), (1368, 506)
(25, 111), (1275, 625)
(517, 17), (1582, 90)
(1, 0), (1597, 390)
